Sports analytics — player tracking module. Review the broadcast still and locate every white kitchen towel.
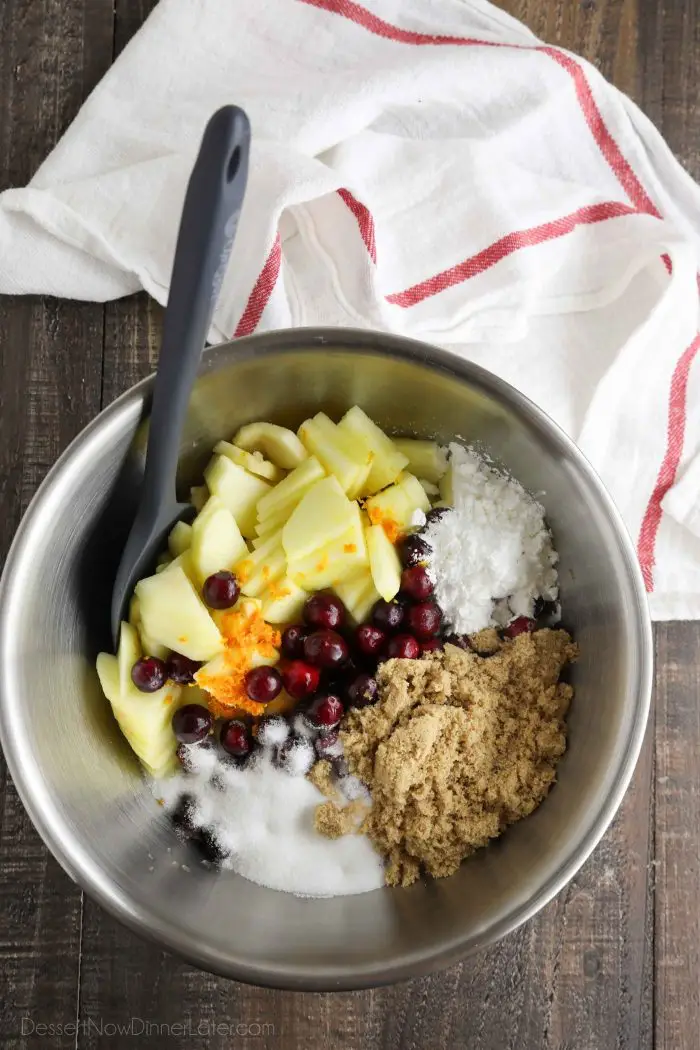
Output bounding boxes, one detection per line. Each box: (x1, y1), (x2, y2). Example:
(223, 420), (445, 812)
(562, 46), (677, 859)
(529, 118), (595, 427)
(1, 0), (699, 620)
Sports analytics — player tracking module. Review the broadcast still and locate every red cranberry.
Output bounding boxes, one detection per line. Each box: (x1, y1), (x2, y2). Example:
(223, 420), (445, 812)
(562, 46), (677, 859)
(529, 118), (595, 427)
(202, 570), (240, 609)
(131, 656), (167, 693)
(371, 598), (405, 632)
(220, 718), (252, 758)
(245, 665), (283, 704)
(281, 624), (310, 660)
(282, 660), (321, 700)
(387, 634), (421, 660)
(504, 616), (536, 639)
(303, 593), (346, 631)
(421, 638), (444, 654)
(167, 652), (202, 684)
(176, 737), (214, 772)
(172, 703), (212, 744)
(307, 693), (344, 728)
(171, 793), (198, 832)
(400, 566), (434, 601)
(445, 633), (470, 650)
(426, 507), (449, 525)
(355, 623), (387, 658)
(315, 729), (340, 757)
(347, 673), (378, 708)
(194, 828), (230, 864)
(407, 601), (442, 639)
(303, 629), (349, 669)
(398, 533), (431, 568)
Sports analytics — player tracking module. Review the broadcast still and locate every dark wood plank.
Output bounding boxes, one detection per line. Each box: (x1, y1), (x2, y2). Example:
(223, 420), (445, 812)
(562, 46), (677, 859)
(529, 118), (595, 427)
(0, 0), (114, 1047)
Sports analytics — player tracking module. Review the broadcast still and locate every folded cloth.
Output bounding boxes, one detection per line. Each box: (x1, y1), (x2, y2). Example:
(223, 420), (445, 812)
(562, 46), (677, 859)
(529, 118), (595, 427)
(1, 0), (700, 620)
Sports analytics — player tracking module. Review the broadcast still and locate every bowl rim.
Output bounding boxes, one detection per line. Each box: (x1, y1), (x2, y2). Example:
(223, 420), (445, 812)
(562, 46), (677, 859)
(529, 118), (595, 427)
(0, 326), (653, 990)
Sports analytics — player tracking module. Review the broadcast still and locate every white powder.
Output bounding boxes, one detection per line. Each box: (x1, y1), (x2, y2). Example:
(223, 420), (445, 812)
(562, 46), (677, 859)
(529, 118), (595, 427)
(154, 745), (384, 898)
(424, 443), (558, 635)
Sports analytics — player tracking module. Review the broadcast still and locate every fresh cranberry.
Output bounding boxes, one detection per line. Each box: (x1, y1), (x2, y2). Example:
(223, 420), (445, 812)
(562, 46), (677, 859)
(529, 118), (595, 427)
(202, 570), (240, 609)
(280, 624), (310, 660)
(245, 665), (283, 704)
(303, 593), (346, 631)
(426, 507), (449, 526)
(355, 623), (387, 658)
(194, 828), (230, 864)
(387, 634), (421, 660)
(315, 729), (340, 757)
(444, 633), (470, 650)
(504, 616), (536, 639)
(400, 566), (434, 601)
(220, 718), (252, 758)
(307, 693), (344, 728)
(371, 598), (405, 632)
(407, 601), (442, 639)
(421, 638), (444, 654)
(172, 703), (212, 744)
(398, 534), (431, 568)
(131, 656), (167, 693)
(303, 629), (349, 669)
(347, 673), (378, 708)
(167, 652), (202, 684)
(282, 660), (321, 700)
(171, 792), (198, 832)
(176, 737), (213, 772)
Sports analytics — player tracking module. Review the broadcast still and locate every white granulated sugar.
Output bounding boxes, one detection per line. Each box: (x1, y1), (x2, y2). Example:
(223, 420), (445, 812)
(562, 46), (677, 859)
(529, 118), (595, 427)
(256, 715), (290, 748)
(278, 736), (315, 777)
(424, 443), (558, 635)
(154, 748), (384, 898)
(292, 712), (317, 741)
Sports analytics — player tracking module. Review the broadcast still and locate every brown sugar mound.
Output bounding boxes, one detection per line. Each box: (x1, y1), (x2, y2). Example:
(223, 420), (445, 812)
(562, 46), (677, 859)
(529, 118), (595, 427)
(333, 629), (577, 887)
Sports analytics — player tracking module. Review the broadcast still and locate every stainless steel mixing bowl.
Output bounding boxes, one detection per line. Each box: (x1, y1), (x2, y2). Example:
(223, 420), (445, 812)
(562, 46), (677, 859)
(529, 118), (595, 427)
(0, 328), (652, 990)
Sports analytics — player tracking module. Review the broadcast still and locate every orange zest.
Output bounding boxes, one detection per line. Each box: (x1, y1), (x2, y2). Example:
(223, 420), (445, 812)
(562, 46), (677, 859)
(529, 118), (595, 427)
(265, 580), (291, 601)
(194, 605), (281, 719)
(343, 543), (357, 554)
(315, 554), (329, 572)
(367, 506), (402, 543)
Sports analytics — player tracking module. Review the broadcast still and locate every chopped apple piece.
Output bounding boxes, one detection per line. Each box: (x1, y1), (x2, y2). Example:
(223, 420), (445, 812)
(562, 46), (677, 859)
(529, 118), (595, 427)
(364, 473), (430, 538)
(366, 524), (402, 601)
(282, 476), (357, 562)
(337, 405), (408, 494)
(128, 594), (141, 627)
(311, 413), (373, 499)
(392, 439), (448, 483)
(127, 593), (169, 661)
(255, 455), (326, 519)
(168, 520), (192, 558)
(190, 502), (249, 585)
(260, 577), (308, 623)
(190, 485), (208, 513)
(297, 416), (365, 496)
(156, 551), (173, 570)
(117, 620), (141, 697)
(204, 454), (271, 538)
(135, 566), (223, 661)
(397, 472), (431, 515)
(233, 422), (308, 470)
(418, 478), (440, 498)
(334, 570), (381, 624)
(288, 504), (368, 590)
(214, 440), (285, 483)
(160, 550), (197, 585)
(252, 523), (284, 548)
(439, 464), (454, 504)
(238, 544), (286, 598)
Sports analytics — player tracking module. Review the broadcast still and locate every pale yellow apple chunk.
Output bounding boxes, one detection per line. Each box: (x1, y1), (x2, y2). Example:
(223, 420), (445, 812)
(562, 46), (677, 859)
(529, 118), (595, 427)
(238, 545), (286, 598)
(335, 570), (381, 624)
(337, 405), (409, 494)
(233, 422), (308, 470)
(309, 413), (373, 499)
(168, 520), (192, 558)
(204, 455), (271, 538)
(252, 523), (284, 548)
(297, 417), (364, 496)
(282, 476), (357, 562)
(397, 472), (431, 515)
(439, 464), (454, 504)
(255, 455), (326, 520)
(392, 439), (448, 483)
(135, 566), (223, 661)
(214, 440), (285, 483)
(288, 504), (368, 590)
(190, 485), (208, 513)
(366, 524), (402, 601)
(190, 503), (249, 586)
(127, 594), (169, 661)
(260, 577), (308, 623)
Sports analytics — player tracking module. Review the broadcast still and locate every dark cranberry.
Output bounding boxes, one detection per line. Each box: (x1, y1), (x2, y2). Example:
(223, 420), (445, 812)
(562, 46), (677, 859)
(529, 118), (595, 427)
(303, 593), (346, 631)
(275, 736), (315, 775)
(281, 624), (310, 660)
(131, 656), (167, 693)
(220, 718), (252, 759)
(303, 629), (349, 669)
(315, 728), (340, 757)
(171, 793), (198, 833)
(167, 652), (202, 684)
(387, 634), (421, 660)
(355, 623), (387, 658)
(398, 533), (431, 568)
(534, 598), (560, 621)
(426, 506), (449, 525)
(407, 601), (442, 639)
(504, 616), (536, 639)
(172, 703), (213, 744)
(245, 665), (283, 704)
(400, 566), (434, 601)
(371, 598), (405, 632)
(444, 633), (471, 650)
(194, 827), (230, 863)
(347, 673), (378, 708)
(332, 756), (350, 778)
(202, 570), (240, 609)
(306, 693), (344, 729)
(176, 737), (214, 772)
(421, 638), (444, 654)
(282, 659), (321, 700)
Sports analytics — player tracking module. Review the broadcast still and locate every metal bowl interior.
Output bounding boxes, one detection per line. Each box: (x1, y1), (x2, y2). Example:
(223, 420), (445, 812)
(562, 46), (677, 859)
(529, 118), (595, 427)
(0, 328), (652, 990)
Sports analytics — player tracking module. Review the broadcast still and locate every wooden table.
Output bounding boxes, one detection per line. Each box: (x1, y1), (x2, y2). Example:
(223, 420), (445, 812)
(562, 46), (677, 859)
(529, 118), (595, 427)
(0, 2), (698, 1047)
